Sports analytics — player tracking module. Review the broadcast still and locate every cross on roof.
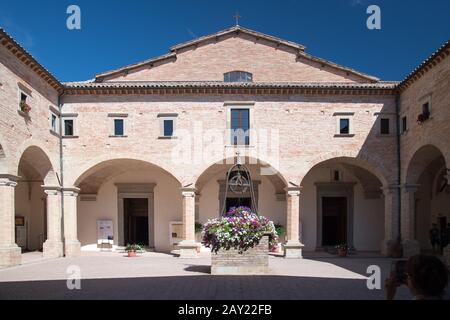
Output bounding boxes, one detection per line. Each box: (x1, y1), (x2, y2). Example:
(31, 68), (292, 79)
(234, 13), (242, 26)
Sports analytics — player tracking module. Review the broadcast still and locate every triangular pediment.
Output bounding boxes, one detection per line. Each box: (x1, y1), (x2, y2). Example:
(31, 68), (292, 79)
(95, 26), (379, 83)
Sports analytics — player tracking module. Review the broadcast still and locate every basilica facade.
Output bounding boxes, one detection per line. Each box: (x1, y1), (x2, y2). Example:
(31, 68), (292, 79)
(0, 26), (449, 267)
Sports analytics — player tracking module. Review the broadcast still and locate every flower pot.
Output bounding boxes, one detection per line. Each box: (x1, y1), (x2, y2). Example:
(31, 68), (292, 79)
(338, 249), (348, 257)
(127, 251), (137, 257)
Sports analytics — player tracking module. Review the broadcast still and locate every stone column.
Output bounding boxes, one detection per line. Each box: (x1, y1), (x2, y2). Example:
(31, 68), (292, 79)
(63, 187), (81, 257)
(178, 188), (198, 258)
(0, 175), (21, 268)
(42, 186), (64, 259)
(401, 184), (420, 258)
(284, 187), (304, 259)
(381, 185), (400, 256)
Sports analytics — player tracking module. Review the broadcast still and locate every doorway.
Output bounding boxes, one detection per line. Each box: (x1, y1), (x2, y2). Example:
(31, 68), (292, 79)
(124, 198), (149, 246)
(226, 197), (252, 213)
(322, 197), (348, 246)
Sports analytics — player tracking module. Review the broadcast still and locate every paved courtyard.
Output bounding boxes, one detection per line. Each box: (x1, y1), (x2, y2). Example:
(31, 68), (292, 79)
(0, 252), (448, 300)
(0, 251), (447, 300)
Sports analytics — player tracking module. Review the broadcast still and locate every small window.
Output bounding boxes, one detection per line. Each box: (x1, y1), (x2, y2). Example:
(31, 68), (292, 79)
(64, 119), (74, 136)
(422, 102), (430, 116)
(163, 120), (174, 137)
(51, 114), (58, 133)
(333, 170), (341, 182)
(231, 109), (250, 145)
(402, 116), (407, 133)
(114, 119), (124, 136)
(339, 119), (350, 135)
(224, 71), (253, 83)
(20, 92), (27, 104)
(19, 92), (30, 113)
(380, 118), (390, 135)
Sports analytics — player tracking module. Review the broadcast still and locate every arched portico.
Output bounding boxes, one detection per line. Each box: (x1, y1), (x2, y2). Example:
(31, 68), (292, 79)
(402, 144), (449, 257)
(192, 155), (304, 258)
(0, 144), (61, 268)
(300, 156), (391, 255)
(72, 158), (183, 255)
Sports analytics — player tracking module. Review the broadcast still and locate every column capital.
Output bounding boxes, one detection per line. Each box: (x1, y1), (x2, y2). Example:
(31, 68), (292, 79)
(181, 187), (196, 197)
(0, 174), (20, 187)
(41, 185), (62, 195)
(381, 184), (400, 195)
(62, 187), (81, 197)
(285, 186), (302, 197)
(401, 184), (420, 193)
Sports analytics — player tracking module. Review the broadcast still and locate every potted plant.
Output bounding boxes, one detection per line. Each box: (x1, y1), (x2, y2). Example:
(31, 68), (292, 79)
(202, 206), (279, 275)
(417, 112), (430, 124)
(125, 244), (143, 257)
(20, 101), (31, 113)
(336, 243), (349, 257)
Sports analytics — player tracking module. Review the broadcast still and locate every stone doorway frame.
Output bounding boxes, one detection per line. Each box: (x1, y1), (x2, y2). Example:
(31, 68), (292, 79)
(116, 183), (156, 247)
(315, 182), (356, 250)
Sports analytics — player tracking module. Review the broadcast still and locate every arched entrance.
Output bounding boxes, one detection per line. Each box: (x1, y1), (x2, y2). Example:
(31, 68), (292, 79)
(73, 159), (182, 253)
(403, 145), (449, 256)
(300, 157), (387, 253)
(15, 146), (60, 259)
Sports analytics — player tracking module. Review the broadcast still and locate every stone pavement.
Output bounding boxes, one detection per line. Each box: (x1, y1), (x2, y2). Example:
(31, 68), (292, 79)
(0, 252), (447, 300)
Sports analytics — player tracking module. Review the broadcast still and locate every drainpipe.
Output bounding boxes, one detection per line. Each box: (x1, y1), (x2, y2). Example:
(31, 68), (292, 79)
(395, 91), (402, 247)
(58, 90), (65, 256)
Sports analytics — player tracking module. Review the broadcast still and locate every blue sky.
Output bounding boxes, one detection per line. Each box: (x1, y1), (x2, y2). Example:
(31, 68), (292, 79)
(0, 0), (449, 82)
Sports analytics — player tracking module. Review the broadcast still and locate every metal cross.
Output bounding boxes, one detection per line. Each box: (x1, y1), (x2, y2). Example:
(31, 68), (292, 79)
(234, 13), (241, 26)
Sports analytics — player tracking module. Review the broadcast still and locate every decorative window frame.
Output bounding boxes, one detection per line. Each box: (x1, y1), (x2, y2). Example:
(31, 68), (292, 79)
(333, 112), (355, 137)
(225, 101), (255, 147)
(49, 106), (60, 136)
(419, 93), (433, 114)
(17, 83), (33, 117)
(157, 113), (178, 139)
(108, 113), (128, 138)
(62, 113), (79, 138)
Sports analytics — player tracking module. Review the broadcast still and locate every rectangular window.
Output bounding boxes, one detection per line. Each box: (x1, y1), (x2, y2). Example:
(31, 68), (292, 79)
(51, 114), (58, 133)
(163, 120), (174, 137)
(422, 102), (430, 116)
(114, 119), (124, 136)
(339, 118), (350, 135)
(402, 116), (407, 133)
(231, 109), (250, 145)
(64, 119), (74, 136)
(380, 118), (390, 135)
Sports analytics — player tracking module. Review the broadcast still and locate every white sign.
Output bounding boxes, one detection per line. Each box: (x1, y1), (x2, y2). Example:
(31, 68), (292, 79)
(97, 220), (114, 244)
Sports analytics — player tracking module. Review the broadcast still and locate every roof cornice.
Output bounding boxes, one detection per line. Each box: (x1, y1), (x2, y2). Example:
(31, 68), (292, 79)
(0, 28), (63, 93)
(63, 81), (398, 96)
(398, 39), (450, 92)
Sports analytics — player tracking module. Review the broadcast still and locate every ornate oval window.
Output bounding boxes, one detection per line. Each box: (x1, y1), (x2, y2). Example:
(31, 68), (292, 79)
(224, 71), (253, 83)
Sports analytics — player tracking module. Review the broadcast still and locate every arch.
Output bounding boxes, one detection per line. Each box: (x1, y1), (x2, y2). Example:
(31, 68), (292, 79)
(404, 144), (447, 185)
(74, 158), (182, 194)
(194, 156), (288, 194)
(69, 153), (183, 188)
(301, 152), (389, 188)
(16, 145), (58, 185)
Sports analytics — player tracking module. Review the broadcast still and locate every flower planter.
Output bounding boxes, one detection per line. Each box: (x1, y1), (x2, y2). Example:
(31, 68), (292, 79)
(338, 249), (348, 257)
(211, 235), (270, 275)
(127, 251), (137, 258)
